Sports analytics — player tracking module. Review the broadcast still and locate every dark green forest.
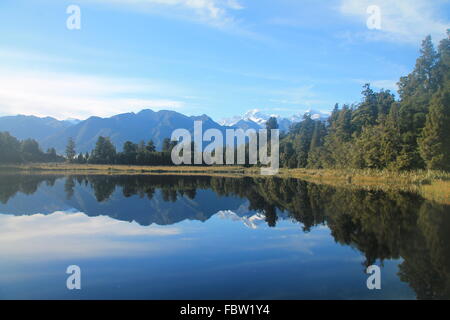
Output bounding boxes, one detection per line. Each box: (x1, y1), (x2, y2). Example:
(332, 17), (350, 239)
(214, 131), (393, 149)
(278, 32), (450, 171)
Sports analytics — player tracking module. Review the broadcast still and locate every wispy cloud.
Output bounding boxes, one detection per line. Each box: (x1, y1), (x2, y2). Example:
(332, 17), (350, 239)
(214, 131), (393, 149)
(0, 48), (77, 64)
(0, 211), (182, 260)
(268, 85), (330, 109)
(339, 0), (450, 44)
(83, 0), (275, 43)
(0, 68), (186, 120)
(85, 0), (244, 28)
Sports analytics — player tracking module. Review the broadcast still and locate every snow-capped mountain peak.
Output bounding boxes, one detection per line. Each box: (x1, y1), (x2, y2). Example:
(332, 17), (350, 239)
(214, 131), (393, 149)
(289, 109), (330, 122)
(219, 108), (330, 132)
(242, 109), (271, 125)
(218, 115), (242, 126)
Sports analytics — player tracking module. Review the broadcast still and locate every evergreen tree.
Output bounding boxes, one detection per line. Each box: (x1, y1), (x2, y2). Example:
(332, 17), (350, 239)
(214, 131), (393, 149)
(146, 140), (156, 152)
(398, 35), (439, 100)
(306, 121), (327, 168)
(352, 84), (378, 133)
(436, 30), (450, 90)
(375, 89), (396, 120)
(335, 105), (353, 141)
(0, 132), (62, 163)
(309, 121), (326, 151)
(328, 103), (339, 126)
(380, 104), (403, 170)
(76, 153), (85, 164)
(123, 141), (138, 164)
(21, 138), (44, 162)
(291, 115), (315, 167)
(46, 148), (58, 162)
(418, 88), (450, 170)
(65, 138), (76, 162)
(91, 136), (116, 164)
(162, 138), (171, 152)
(266, 117), (279, 130)
(321, 105), (354, 168)
(396, 35), (440, 169)
(0, 132), (22, 163)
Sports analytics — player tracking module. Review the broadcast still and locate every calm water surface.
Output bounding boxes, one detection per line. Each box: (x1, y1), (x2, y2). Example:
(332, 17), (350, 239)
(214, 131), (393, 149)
(0, 173), (449, 299)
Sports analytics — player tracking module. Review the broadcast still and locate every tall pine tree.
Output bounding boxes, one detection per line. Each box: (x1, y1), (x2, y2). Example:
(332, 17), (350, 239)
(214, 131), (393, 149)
(65, 138), (76, 162)
(397, 35), (440, 169)
(418, 88), (450, 170)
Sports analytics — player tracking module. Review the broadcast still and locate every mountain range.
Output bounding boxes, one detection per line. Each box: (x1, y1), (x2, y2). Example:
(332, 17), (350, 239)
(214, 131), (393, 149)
(0, 109), (330, 153)
(219, 109), (330, 132)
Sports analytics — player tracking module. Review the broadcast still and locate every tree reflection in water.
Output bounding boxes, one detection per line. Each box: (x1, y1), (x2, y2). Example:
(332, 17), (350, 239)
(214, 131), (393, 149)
(0, 173), (449, 299)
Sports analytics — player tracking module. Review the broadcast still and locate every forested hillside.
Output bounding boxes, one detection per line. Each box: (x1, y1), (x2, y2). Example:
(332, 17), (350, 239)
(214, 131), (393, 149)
(279, 33), (450, 171)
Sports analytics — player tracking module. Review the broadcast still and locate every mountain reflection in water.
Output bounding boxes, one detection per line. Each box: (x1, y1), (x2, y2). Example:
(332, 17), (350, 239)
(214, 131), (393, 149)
(0, 173), (449, 300)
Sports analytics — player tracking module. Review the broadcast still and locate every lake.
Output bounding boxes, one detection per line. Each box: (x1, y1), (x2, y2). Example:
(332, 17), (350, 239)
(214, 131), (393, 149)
(0, 173), (449, 299)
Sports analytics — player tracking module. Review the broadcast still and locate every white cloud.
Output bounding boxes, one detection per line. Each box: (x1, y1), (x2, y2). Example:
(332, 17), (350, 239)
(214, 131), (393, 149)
(86, 0), (244, 27)
(225, 0), (244, 10)
(339, 0), (450, 44)
(0, 211), (182, 260)
(0, 69), (186, 120)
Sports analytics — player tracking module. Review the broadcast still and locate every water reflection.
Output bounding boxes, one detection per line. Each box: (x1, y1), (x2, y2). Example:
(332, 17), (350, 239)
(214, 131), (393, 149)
(0, 211), (183, 259)
(0, 173), (449, 299)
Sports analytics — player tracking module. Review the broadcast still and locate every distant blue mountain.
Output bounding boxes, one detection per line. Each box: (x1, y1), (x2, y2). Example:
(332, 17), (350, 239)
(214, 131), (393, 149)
(0, 115), (73, 142)
(0, 108), (330, 154)
(0, 110), (229, 153)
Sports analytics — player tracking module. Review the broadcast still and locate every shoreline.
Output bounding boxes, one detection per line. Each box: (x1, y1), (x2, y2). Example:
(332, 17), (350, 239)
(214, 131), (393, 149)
(1, 163), (449, 204)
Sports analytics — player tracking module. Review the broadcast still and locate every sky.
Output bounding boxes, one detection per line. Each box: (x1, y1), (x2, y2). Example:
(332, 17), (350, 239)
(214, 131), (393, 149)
(0, 0), (449, 122)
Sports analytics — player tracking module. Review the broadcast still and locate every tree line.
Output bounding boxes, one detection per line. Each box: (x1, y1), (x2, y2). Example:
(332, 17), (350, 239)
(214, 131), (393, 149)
(50, 32), (450, 172)
(278, 32), (450, 171)
(1, 33), (448, 170)
(0, 131), (175, 165)
(65, 136), (176, 165)
(0, 132), (63, 164)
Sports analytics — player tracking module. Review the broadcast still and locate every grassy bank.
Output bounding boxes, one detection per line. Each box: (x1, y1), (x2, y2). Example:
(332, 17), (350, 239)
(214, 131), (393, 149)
(278, 168), (450, 205)
(1, 163), (449, 204)
(0, 163), (258, 177)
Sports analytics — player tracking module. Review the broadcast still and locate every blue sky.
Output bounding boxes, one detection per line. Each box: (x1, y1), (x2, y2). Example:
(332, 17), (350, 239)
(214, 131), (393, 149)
(0, 0), (449, 121)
